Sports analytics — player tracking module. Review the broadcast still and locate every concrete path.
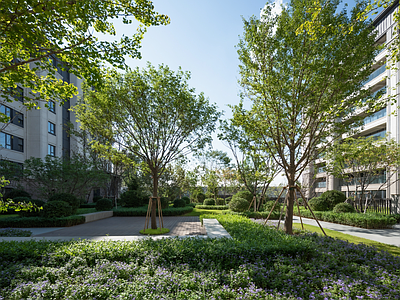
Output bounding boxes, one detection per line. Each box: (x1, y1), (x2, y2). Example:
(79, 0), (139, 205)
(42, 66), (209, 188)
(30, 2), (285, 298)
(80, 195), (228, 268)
(0, 216), (231, 242)
(263, 217), (400, 247)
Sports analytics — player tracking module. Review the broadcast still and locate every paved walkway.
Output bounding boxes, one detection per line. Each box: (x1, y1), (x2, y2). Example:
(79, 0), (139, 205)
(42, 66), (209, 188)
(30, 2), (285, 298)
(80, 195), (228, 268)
(0, 216), (231, 242)
(263, 217), (400, 247)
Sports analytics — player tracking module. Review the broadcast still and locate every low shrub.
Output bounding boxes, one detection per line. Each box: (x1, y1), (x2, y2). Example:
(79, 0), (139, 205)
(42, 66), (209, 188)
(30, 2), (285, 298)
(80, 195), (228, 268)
(92, 196), (103, 203)
(224, 196), (232, 203)
(216, 198), (225, 205)
(113, 206), (193, 216)
(17, 199), (45, 217)
(308, 197), (330, 211)
(173, 198), (186, 208)
(196, 192), (206, 203)
(181, 196), (190, 205)
(95, 198), (113, 211)
(80, 203), (96, 208)
(120, 190), (147, 208)
(4, 189), (31, 200)
(320, 190), (346, 210)
(0, 215), (85, 228)
(203, 198), (215, 206)
(392, 214), (400, 223)
(222, 210), (280, 220)
(333, 202), (356, 214)
(229, 197), (249, 212)
(261, 200), (281, 214)
(232, 190), (253, 203)
(295, 209), (396, 229)
(48, 193), (80, 214)
(160, 197), (169, 209)
(43, 201), (72, 218)
(0, 228), (32, 237)
(195, 205), (228, 210)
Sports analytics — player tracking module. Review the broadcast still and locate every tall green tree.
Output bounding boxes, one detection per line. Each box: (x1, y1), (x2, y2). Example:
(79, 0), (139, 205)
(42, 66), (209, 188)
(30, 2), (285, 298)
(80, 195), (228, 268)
(75, 63), (221, 229)
(324, 136), (400, 208)
(234, 0), (383, 234)
(0, 0), (169, 123)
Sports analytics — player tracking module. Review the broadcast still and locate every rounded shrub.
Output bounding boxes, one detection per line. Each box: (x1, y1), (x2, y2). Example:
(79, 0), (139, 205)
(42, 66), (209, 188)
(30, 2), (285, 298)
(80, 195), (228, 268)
(43, 200), (72, 218)
(229, 197), (249, 212)
(95, 198), (113, 211)
(320, 190), (346, 210)
(49, 193), (80, 214)
(181, 196), (190, 205)
(160, 197), (169, 209)
(232, 191), (253, 203)
(173, 198), (186, 208)
(92, 196), (103, 203)
(262, 200), (281, 213)
(120, 190), (146, 207)
(16, 198), (45, 217)
(195, 191), (206, 204)
(225, 196), (232, 204)
(333, 202), (356, 213)
(308, 197), (330, 211)
(216, 198), (225, 205)
(5, 189), (31, 200)
(204, 198), (215, 206)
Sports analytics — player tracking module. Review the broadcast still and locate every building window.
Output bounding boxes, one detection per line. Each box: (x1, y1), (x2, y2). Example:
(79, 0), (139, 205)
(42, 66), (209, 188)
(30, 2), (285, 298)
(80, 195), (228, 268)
(48, 144), (55, 156)
(0, 132), (23, 152)
(8, 86), (24, 102)
(316, 179), (326, 188)
(0, 105), (24, 127)
(48, 122), (55, 135)
(316, 164), (325, 174)
(49, 101), (56, 113)
(365, 129), (386, 139)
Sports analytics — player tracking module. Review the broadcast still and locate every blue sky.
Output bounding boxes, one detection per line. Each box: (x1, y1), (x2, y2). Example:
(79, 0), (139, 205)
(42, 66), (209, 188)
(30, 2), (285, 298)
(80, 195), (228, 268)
(109, 0), (362, 183)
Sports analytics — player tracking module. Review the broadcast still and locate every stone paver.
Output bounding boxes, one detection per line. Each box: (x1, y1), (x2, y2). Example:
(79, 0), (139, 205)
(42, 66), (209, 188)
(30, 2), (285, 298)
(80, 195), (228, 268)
(33, 216), (206, 237)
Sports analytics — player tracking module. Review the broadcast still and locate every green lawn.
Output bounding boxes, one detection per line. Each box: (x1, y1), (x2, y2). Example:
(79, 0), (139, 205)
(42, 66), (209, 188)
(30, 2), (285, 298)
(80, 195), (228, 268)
(183, 207), (227, 216)
(293, 222), (400, 256)
(0, 214), (19, 219)
(76, 208), (96, 215)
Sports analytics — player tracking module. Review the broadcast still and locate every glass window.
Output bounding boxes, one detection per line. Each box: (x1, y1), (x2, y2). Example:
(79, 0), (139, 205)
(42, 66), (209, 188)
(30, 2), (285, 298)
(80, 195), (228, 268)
(0, 105), (11, 118)
(48, 122), (55, 135)
(316, 179), (326, 188)
(49, 101), (55, 113)
(0, 132), (23, 152)
(48, 144), (55, 156)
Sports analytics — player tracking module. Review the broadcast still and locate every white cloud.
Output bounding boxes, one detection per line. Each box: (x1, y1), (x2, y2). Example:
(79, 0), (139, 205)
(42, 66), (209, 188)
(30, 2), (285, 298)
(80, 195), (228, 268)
(260, 0), (284, 19)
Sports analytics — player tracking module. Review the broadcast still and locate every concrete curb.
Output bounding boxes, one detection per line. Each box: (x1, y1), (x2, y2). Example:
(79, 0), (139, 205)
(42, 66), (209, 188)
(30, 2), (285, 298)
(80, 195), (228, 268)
(81, 211), (113, 223)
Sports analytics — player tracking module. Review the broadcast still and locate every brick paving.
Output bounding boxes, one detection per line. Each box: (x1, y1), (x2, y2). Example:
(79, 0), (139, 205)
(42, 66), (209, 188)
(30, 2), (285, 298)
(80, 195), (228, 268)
(34, 216), (206, 237)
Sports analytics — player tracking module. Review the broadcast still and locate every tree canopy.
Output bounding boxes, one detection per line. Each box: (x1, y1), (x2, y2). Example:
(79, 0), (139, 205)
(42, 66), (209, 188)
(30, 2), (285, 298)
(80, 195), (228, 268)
(234, 0), (382, 234)
(75, 63), (221, 228)
(0, 0), (169, 123)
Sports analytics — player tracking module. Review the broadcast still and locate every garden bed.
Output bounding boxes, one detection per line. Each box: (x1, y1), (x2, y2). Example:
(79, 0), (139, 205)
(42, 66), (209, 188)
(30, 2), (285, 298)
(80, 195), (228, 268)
(0, 214), (399, 299)
(295, 209), (396, 229)
(0, 216), (85, 228)
(113, 206), (193, 216)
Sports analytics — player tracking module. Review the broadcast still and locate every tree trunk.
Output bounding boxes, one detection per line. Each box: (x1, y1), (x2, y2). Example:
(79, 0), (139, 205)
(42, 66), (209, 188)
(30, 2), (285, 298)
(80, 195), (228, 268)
(151, 173), (158, 230)
(284, 177), (295, 235)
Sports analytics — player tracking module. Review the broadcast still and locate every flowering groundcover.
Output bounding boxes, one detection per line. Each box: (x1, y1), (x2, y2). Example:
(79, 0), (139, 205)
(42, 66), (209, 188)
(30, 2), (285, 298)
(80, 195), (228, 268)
(0, 215), (399, 299)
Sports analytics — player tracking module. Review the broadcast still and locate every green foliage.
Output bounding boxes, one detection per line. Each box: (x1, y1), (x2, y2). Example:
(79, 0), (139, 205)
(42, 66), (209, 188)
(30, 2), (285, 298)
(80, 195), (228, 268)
(113, 206), (193, 216)
(95, 199), (113, 211)
(308, 197), (330, 212)
(216, 198), (225, 205)
(23, 156), (109, 200)
(48, 193), (80, 214)
(0, 228), (31, 237)
(0, 216), (85, 228)
(195, 205), (228, 210)
(333, 202), (356, 214)
(120, 190), (147, 208)
(92, 196), (103, 203)
(0, 0), (169, 124)
(261, 200), (281, 214)
(232, 190), (253, 203)
(173, 199), (186, 208)
(160, 197), (169, 209)
(43, 201), (72, 218)
(296, 210), (396, 229)
(193, 191), (206, 203)
(222, 210), (280, 220)
(320, 190), (346, 210)
(229, 197), (249, 212)
(80, 203), (97, 208)
(203, 198), (215, 206)
(181, 196), (190, 205)
(5, 189), (31, 200)
(17, 199), (45, 217)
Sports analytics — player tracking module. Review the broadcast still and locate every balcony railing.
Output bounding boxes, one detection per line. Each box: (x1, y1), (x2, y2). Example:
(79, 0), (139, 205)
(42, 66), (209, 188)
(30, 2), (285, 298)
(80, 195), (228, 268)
(364, 107), (386, 125)
(364, 64), (386, 84)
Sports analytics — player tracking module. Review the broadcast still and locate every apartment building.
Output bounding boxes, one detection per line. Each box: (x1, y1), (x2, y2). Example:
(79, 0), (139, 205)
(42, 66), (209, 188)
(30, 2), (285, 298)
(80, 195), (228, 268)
(0, 59), (83, 186)
(304, 1), (400, 202)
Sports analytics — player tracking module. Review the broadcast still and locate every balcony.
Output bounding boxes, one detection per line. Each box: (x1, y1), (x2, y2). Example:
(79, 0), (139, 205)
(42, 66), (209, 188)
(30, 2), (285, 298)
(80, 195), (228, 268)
(364, 64), (386, 84)
(364, 107), (386, 125)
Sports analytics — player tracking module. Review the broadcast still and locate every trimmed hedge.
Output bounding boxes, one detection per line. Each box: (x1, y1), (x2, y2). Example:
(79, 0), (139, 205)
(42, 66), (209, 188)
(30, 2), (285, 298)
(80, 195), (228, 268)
(181, 196), (190, 205)
(222, 210), (280, 220)
(308, 197), (330, 211)
(295, 210), (396, 229)
(229, 197), (249, 212)
(173, 198), (186, 208)
(43, 201), (72, 218)
(48, 193), (80, 214)
(333, 202), (356, 214)
(0, 216), (85, 228)
(80, 203), (97, 208)
(232, 191), (253, 203)
(113, 206), (193, 216)
(203, 198), (215, 206)
(320, 190), (346, 210)
(17, 199), (45, 217)
(95, 198), (113, 211)
(5, 189), (31, 200)
(195, 205), (228, 210)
